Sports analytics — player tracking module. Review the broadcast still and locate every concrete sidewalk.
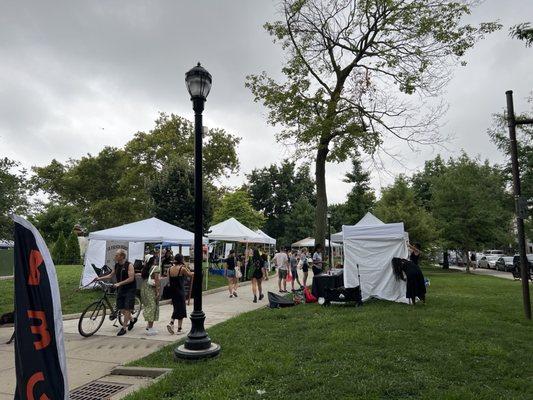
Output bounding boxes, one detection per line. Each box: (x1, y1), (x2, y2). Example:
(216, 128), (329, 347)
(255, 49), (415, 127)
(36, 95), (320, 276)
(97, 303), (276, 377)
(449, 266), (518, 280)
(0, 271), (301, 398)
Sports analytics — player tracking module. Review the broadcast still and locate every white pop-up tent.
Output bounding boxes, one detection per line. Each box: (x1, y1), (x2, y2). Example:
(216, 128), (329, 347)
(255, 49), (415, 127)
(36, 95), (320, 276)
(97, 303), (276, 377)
(342, 212), (409, 304)
(207, 218), (261, 242)
(255, 229), (276, 245)
(81, 217), (195, 286)
(291, 237), (341, 248)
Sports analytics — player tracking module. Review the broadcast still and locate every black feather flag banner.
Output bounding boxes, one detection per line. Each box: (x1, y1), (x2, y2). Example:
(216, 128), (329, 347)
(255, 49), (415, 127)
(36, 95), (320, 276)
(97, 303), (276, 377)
(12, 215), (68, 400)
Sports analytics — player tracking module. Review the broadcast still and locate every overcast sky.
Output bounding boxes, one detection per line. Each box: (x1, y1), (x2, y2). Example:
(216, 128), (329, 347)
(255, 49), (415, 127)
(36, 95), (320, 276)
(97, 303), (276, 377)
(1, 0), (532, 204)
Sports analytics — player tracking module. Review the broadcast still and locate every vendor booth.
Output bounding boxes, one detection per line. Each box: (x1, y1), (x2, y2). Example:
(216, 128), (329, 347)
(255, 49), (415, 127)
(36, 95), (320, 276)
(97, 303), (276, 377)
(81, 217), (195, 287)
(291, 237), (341, 248)
(342, 212), (410, 304)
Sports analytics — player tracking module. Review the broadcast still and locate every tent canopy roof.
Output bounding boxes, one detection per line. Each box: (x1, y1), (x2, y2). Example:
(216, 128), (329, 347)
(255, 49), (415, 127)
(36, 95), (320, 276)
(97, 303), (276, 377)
(342, 212), (406, 241)
(291, 237), (341, 248)
(207, 218), (261, 242)
(88, 217), (195, 244)
(255, 229), (276, 245)
(332, 213), (388, 242)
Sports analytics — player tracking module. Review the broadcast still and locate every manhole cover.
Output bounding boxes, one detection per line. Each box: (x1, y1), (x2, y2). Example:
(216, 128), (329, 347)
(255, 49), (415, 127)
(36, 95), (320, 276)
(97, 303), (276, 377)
(70, 381), (131, 400)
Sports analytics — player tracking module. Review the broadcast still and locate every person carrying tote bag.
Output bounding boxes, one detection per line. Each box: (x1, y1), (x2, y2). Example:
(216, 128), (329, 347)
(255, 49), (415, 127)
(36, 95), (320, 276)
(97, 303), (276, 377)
(140, 256), (161, 336)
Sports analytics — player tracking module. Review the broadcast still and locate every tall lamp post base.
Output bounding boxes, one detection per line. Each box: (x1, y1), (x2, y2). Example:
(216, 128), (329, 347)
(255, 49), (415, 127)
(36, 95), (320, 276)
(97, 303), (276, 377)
(174, 343), (221, 361)
(174, 310), (220, 360)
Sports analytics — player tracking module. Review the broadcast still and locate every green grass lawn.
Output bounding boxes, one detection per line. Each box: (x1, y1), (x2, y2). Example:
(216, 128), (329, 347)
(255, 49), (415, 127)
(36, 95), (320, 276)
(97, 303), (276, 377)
(127, 267), (532, 400)
(0, 265), (229, 316)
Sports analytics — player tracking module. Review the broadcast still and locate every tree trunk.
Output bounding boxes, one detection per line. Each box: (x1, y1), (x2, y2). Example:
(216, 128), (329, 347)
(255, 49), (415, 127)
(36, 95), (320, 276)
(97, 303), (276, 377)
(464, 249), (470, 273)
(314, 146), (328, 251)
(442, 250), (449, 269)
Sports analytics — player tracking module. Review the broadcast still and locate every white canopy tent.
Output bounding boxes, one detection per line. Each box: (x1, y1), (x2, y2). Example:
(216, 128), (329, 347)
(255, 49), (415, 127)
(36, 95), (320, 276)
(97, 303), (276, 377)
(81, 217), (195, 287)
(207, 218), (261, 243)
(342, 212), (410, 304)
(254, 229), (276, 245)
(291, 237), (341, 248)
(331, 213), (385, 243)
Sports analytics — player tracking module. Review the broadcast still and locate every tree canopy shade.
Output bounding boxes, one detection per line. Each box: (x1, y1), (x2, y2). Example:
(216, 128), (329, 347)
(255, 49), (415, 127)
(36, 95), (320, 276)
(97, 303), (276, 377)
(430, 153), (513, 254)
(246, 0), (501, 249)
(31, 113), (240, 231)
(212, 190), (266, 231)
(30, 203), (83, 246)
(374, 175), (438, 247)
(0, 158), (28, 239)
(510, 22), (533, 47)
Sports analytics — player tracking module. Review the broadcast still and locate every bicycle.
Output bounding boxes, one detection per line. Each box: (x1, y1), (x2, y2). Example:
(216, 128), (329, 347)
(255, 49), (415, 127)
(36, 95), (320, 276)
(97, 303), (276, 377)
(78, 280), (142, 337)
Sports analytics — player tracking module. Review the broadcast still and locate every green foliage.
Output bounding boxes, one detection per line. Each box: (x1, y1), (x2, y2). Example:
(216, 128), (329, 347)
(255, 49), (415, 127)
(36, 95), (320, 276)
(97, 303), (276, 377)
(65, 232), (81, 264)
(431, 153), (513, 251)
(31, 113), (241, 231)
(329, 156), (375, 230)
(510, 22), (533, 47)
(278, 197), (315, 247)
(411, 155), (448, 211)
(52, 231), (67, 265)
(128, 269), (532, 399)
(246, 160), (315, 241)
(30, 203), (83, 246)
(0, 158), (28, 239)
(246, 0), (500, 247)
(149, 161), (214, 233)
(375, 176), (438, 246)
(212, 190), (265, 230)
(488, 106), (533, 241)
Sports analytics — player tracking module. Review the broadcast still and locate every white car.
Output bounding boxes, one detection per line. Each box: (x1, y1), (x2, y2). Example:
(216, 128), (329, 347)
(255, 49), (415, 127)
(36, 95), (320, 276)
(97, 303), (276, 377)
(478, 255), (500, 269)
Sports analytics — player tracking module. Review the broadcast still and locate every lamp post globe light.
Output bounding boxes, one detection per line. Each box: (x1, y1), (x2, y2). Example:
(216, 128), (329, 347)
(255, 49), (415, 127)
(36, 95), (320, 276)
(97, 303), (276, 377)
(175, 63), (220, 360)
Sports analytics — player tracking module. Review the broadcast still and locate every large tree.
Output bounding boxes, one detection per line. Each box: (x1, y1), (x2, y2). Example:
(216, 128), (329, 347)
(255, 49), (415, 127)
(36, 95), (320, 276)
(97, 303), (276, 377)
(32, 113), (241, 231)
(247, 0), (500, 249)
(374, 175), (438, 247)
(246, 160), (315, 241)
(212, 190), (265, 231)
(279, 196), (316, 247)
(329, 155), (375, 230)
(431, 154), (513, 269)
(0, 158), (28, 239)
(30, 203), (83, 246)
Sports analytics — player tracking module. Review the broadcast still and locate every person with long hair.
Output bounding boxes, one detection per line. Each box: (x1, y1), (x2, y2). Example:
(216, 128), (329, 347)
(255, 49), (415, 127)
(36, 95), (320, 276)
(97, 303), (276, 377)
(140, 255), (161, 336)
(391, 257), (426, 305)
(167, 254), (194, 334)
(224, 249), (238, 298)
(250, 248), (264, 302)
(300, 247), (310, 288)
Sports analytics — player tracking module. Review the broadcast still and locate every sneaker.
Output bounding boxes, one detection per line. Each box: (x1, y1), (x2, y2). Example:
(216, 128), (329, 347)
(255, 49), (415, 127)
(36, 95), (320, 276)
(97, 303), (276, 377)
(117, 328), (127, 336)
(230, 294), (234, 298)
(167, 324), (175, 334)
(259, 293), (264, 301)
(128, 317), (138, 331)
(233, 292), (238, 297)
(145, 328), (158, 336)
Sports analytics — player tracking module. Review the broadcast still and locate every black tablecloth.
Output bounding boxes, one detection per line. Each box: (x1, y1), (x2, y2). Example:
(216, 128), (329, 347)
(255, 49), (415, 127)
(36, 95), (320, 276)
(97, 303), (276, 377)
(312, 269), (344, 298)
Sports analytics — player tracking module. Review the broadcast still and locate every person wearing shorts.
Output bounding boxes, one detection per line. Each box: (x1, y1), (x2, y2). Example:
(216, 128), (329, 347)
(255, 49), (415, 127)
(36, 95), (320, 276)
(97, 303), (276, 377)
(300, 247), (310, 288)
(273, 248), (289, 293)
(95, 249), (137, 336)
(289, 250), (303, 291)
(224, 249), (238, 298)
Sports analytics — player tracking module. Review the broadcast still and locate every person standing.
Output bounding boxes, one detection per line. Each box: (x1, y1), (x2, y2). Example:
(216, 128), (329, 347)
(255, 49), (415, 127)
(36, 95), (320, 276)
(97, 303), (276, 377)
(167, 254), (194, 334)
(224, 249), (238, 298)
(251, 249), (264, 302)
(140, 256), (161, 336)
(273, 248), (289, 293)
(312, 244), (324, 275)
(408, 242), (421, 266)
(289, 250), (303, 291)
(95, 249), (137, 336)
(261, 252), (269, 281)
(300, 247), (310, 288)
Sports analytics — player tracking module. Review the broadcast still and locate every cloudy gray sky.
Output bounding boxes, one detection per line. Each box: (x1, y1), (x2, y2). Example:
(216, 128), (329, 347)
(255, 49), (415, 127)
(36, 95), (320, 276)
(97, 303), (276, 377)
(1, 0), (532, 204)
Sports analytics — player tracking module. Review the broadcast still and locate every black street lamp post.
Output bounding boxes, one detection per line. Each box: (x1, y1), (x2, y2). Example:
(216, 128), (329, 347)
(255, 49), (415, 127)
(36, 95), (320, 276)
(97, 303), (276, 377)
(505, 90), (532, 320)
(327, 212), (332, 269)
(175, 63), (220, 359)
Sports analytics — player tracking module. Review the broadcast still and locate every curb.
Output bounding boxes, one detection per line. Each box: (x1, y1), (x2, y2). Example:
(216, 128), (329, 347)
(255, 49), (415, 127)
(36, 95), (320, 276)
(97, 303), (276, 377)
(110, 366), (171, 379)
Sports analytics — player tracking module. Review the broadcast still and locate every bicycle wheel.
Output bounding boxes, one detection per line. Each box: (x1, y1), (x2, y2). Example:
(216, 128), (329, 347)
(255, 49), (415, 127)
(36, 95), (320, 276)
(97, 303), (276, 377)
(78, 301), (106, 337)
(118, 295), (142, 326)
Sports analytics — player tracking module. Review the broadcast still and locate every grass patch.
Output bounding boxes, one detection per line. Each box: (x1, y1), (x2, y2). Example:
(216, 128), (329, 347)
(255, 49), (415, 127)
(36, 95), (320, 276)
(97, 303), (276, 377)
(127, 267), (532, 400)
(0, 265), (229, 316)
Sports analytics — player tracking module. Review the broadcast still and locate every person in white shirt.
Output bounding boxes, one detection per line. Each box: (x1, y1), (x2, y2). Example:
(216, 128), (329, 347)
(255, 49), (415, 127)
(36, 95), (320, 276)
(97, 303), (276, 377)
(312, 244), (324, 275)
(273, 248), (289, 293)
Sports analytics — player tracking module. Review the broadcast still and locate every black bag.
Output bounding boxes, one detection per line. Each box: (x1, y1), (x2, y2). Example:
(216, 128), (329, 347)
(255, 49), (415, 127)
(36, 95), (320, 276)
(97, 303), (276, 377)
(267, 291), (295, 309)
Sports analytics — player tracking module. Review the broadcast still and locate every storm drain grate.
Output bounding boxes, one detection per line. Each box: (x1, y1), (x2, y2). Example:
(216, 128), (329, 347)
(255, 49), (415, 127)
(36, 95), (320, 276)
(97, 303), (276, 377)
(70, 381), (131, 400)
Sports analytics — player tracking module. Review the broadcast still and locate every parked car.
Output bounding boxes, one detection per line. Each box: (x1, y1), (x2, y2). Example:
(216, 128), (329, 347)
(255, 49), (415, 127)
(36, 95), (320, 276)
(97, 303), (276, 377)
(478, 255), (500, 269)
(495, 256), (514, 272)
(512, 254), (533, 272)
(485, 249), (504, 256)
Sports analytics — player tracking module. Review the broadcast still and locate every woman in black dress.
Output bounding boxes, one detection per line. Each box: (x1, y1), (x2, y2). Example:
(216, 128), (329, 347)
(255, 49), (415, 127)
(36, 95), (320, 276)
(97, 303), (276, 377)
(166, 254), (194, 334)
(251, 249), (264, 303)
(408, 242), (421, 265)
(391, 257), (426, 305)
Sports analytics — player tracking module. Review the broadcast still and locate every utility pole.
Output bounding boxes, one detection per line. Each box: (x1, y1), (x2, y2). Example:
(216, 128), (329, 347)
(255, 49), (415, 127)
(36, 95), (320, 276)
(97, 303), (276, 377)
(505, 90), (532, 320)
